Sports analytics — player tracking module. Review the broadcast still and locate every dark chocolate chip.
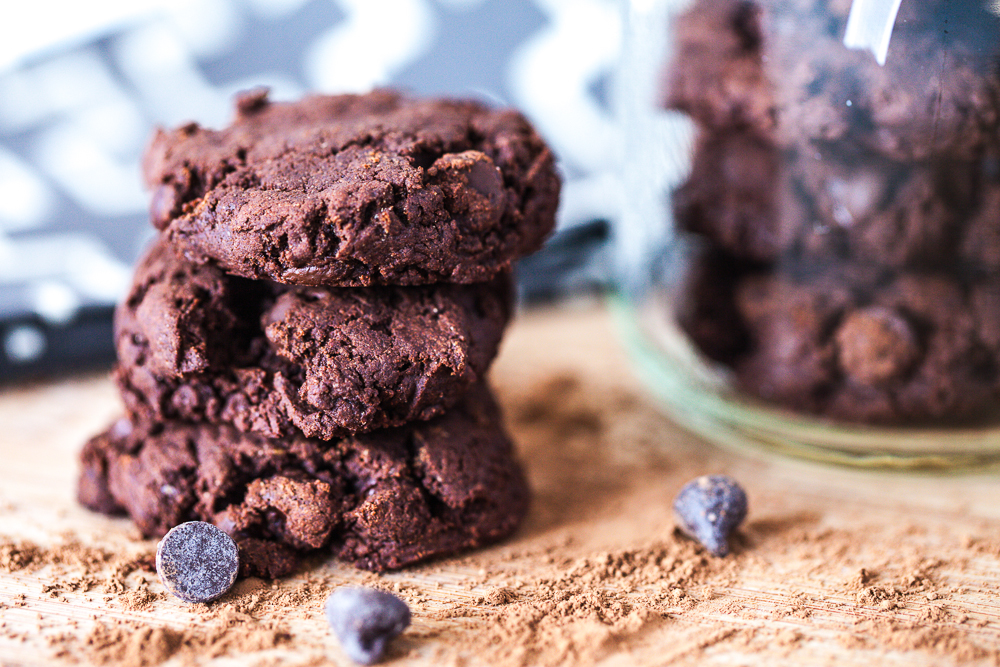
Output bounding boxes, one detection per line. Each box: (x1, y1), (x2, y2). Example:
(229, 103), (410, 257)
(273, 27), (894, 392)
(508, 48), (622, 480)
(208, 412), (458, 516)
(673, 475), (748, 557)
(156, 521), (239, 603)
(326, 587), (411, 664)
(465, 155), (505, 203)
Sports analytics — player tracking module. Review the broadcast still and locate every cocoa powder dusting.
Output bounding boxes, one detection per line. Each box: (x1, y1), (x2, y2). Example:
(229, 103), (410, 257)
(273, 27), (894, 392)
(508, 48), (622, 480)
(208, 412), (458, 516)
(4, 324), (1000, 666)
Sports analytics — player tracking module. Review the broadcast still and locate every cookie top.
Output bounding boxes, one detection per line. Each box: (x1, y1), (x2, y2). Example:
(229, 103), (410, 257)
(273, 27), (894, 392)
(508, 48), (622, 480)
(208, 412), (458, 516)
(115, 237), (512, 440)
(666, 0), (1000, 160)
(78, 384), (530, 576)
(143, 89), (560, 287)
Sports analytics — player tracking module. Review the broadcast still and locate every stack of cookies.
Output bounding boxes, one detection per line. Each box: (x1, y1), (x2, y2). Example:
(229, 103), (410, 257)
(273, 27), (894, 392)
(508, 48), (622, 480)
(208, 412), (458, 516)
(77, 90), (560, 577)
(666, 0), (1000, 423)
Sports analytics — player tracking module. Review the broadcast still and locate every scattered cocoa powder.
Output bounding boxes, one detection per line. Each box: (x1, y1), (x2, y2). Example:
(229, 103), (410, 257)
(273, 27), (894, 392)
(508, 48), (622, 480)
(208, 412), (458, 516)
(79, 616), (292, 667)
(0, 535), (305, 666)
(118, 580), (161, 612)
(0, 539), (44, 573)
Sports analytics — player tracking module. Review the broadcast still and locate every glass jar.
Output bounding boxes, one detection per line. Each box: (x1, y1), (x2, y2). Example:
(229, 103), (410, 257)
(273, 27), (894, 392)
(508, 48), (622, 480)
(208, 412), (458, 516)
(615, 0), (1000, 468)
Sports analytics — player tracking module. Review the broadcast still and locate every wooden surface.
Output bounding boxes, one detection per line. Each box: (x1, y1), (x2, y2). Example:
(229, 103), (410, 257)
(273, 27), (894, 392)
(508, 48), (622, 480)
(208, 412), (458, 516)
(1, 304), (1000, 666)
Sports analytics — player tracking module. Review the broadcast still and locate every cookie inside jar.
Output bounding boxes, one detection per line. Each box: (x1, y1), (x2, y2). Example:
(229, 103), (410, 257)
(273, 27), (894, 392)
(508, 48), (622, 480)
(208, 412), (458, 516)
(664, 0), (1000, 425)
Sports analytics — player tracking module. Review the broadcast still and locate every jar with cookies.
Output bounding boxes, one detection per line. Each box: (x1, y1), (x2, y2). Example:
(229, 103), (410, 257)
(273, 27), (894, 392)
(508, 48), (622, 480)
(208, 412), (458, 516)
(615, 0), (1000, 467)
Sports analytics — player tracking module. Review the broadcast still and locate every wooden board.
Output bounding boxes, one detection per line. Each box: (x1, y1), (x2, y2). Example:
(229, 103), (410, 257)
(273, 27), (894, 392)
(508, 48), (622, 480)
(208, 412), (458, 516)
(1, 304), (1000, 667)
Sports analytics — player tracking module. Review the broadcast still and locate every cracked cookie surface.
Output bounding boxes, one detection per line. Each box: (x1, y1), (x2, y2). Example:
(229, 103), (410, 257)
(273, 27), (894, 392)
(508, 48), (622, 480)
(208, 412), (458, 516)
(78, 384), (529, 576)
(144, 89), (560, 287)
(115, 237), (512, 440)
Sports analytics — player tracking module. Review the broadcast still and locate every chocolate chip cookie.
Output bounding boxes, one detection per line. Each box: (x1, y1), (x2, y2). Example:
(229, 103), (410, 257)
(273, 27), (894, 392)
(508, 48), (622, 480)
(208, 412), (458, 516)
(115, 237), (512, 440)
(78, 384), (530, 576)
(728, 267), (1000, 423)
(666, 0), (1000, 160)
(675, 133), (984, 267)
(143, 89), (560, 287)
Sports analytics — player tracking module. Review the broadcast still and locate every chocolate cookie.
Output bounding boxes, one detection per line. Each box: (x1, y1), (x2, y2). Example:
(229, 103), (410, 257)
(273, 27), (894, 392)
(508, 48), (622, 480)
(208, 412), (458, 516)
(115, 237), (512, 440)
(959, 179), (1000, 272)
(790, 148), (979, 268)
(673, 132), (800, 264)
(78, 384), (530, 576)
(675, 247), (751, 365)
(143, 89), (560, 287)
(675, 133), (983, 267)
(664, 0), (775, 136)
(666, 0), (1000, 161)
(729, 267), (1000, 423)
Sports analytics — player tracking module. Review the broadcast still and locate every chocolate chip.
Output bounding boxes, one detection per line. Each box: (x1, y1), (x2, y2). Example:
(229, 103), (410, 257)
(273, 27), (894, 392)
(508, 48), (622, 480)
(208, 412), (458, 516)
(465, 155), (505, 203)
(325, 587), (411, 664)
(155, 521), (239, 603)
(149, 184), (179, 230)
(673, 475), (748, 557)
(835, 306), (920, 386)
